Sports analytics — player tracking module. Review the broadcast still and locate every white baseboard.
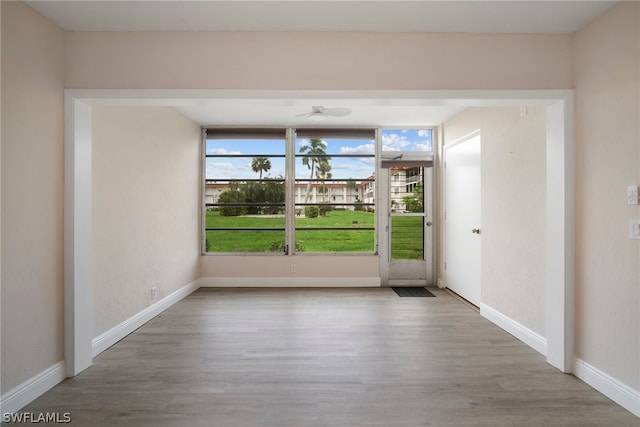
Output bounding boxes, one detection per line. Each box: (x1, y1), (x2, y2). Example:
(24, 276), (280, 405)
(198, 277), (381, 287)
(480, 303), (547, 356)
(0, 361), (66, 415)
(574, 357), (640, 417)
(92, 280), (200, 357)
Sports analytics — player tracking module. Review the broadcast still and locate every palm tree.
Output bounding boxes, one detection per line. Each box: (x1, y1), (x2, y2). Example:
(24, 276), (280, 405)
(251, 156), (271, 181)
(299, 139), (329, 203)
(315, 159), (332, 202)
(346, 178), (356, 203)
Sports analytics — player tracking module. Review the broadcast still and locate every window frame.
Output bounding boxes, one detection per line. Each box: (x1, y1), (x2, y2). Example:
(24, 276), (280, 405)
(291, 128), (377, 255)
(203, 127), (288, 255)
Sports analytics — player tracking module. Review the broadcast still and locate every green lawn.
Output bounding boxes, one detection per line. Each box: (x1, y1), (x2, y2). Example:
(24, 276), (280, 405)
(205, 210), (423, 257)
(390, 215), (424, 260)
(206, 210), (374, 253)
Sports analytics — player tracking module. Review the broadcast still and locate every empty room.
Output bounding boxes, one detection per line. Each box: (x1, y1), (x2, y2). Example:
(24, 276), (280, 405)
(1, 1), (639, 425)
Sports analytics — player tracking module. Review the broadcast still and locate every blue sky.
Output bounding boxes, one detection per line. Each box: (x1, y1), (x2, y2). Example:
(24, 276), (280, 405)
(205, 129), (432, 180)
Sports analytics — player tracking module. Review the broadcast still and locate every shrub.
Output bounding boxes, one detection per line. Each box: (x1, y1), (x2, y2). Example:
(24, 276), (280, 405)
(304, 205), (320, 218)
(318, 202), (332, 217)
(269, 240), (305, 252)
(218, 190), (247, 216)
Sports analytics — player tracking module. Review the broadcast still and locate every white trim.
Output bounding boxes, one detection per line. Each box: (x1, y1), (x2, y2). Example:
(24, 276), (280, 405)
(480, 303), (547, 356)
(573, 357), (640, 417)
(545, 98), (575, 373)
(64, 94), (93, 376)
(0, 362), (66, 415)
(92, 280), (200, 357)
(199, 277), (380, 287)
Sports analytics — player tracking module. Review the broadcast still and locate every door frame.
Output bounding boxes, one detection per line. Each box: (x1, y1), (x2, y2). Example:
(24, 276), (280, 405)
(385, 159), (434, 286)
(65, 89), (574, 375)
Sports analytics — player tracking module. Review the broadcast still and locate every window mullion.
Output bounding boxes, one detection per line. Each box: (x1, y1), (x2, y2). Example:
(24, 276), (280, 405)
(285, 127), (296, 255)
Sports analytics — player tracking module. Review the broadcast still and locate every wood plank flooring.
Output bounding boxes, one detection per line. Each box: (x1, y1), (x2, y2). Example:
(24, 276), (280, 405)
(24, 287), (639, 426)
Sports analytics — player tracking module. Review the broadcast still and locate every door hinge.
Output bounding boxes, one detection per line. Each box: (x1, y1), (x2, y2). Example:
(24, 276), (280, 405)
(284, 244), (289, 254)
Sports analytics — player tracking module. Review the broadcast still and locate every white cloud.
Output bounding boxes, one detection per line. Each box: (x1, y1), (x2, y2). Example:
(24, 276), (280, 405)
(333, 164), (374, 173)
(207, 147), (242, 155)
(417, 129), (430, 137)
(414, 143), (433, 151)
(207, 162), (235, 170)
(340, 143), (375, 155)
(382, 133), (410, 151)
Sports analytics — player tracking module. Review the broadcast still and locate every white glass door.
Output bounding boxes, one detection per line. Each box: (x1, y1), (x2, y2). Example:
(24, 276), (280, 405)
(387, 164), (434, 286)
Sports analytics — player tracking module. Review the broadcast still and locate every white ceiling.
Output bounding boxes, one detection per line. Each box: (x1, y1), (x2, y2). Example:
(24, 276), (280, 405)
(174, 98), (466, 127)
(27, 1), (617, 34)
(30, 1), (616, 126)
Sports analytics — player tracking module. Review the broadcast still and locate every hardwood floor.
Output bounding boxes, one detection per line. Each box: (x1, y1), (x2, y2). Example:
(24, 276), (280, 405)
(24, 287), (639, 426)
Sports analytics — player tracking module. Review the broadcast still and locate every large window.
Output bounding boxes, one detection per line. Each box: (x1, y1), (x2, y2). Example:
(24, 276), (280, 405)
(203, 128), (376, 254)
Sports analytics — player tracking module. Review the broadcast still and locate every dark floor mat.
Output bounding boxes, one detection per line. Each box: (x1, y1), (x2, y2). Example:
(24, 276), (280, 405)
(392, 287), (436, 297)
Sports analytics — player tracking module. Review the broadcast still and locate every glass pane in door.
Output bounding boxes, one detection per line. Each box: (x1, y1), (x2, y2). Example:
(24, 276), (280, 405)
(390, 165), (425, 260)
(391, 215), (424, 260)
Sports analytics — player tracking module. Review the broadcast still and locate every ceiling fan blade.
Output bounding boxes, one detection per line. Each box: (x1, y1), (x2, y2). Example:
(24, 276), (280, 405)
(324, 107), (352, 117)
(295, 106), (351, 119)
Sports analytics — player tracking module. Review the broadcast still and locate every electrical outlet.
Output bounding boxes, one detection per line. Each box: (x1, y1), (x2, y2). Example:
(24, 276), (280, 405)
(630, 220), (640, 240)
(627, 185), (639, 205)
(290, 264), (296, 273)
(151, 286), (159, 299)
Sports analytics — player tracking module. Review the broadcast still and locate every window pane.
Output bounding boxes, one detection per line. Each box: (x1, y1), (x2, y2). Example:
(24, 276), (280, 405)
(205, 136), (286, 253)
(294, 135), (375, 253)
(206, 137), (284, 156)
(390, 216), (424, 260)
(206, 138), (285, 180)
(206, 157), (285, 180)
(381, 129), (433, 152)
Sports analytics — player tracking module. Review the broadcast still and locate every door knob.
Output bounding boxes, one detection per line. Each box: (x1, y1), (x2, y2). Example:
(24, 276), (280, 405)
(472, 228), (481, 234)
(426, 221), (432, 227)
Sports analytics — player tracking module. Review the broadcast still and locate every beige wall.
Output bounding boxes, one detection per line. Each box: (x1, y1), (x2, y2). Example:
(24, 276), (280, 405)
(64, 31), (571, 90)
(1, 1), (64, 393)
(200, 255), (379, 280)
(573, 2), (640, 390)
(442, 107), (547, 335)
(0, 0), (3, 396)
(92, 106), (201, 337)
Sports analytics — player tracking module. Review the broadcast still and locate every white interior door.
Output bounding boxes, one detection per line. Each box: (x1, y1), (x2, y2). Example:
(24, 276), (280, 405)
(444, 133), (481, 306)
